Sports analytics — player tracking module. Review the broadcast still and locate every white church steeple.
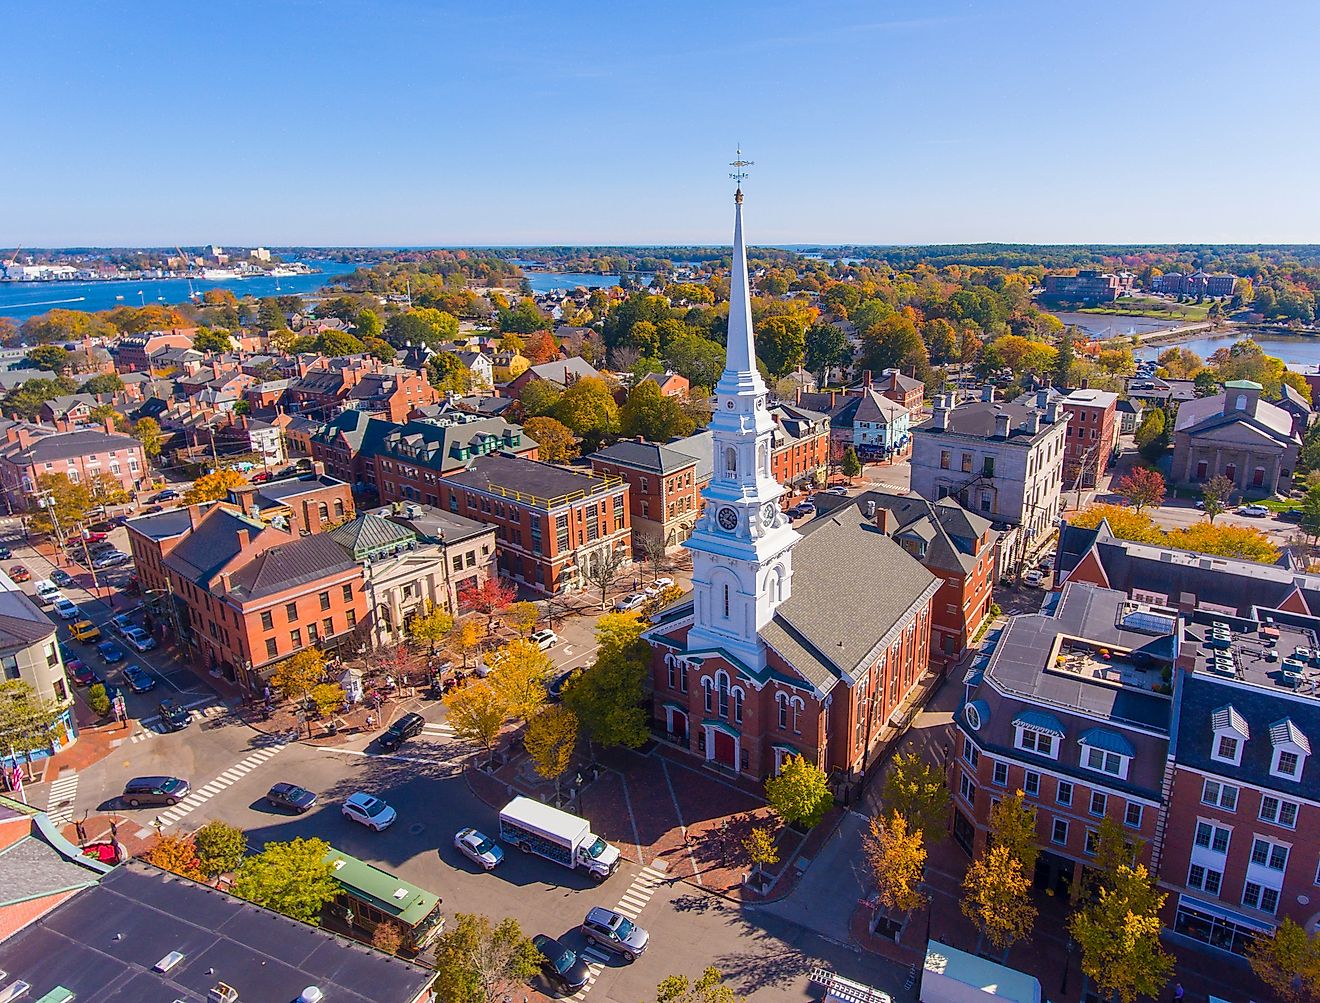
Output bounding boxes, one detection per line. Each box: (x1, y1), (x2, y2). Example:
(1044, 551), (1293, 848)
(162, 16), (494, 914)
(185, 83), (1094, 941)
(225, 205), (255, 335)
(683, 156), (800, 673)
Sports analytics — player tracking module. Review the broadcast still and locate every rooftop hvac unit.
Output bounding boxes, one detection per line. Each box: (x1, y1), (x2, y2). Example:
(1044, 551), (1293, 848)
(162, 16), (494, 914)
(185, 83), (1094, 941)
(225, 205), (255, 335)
(208, 985), (239, 1003)
(299, 989), (325, 1003)
(154, 951), (186, 973)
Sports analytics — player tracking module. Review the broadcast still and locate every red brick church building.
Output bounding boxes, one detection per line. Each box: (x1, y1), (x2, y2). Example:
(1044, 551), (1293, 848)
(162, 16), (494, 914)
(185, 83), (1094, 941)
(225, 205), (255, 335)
(644, 185), (939, 782)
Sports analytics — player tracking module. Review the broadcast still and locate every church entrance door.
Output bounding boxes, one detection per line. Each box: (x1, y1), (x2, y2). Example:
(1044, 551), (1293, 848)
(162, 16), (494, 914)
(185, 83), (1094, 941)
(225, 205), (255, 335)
(713, 730), (736, 769)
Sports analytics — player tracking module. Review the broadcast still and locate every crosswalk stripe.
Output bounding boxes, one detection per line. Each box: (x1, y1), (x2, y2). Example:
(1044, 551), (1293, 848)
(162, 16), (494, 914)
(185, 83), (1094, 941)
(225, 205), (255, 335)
(612, 905), (639, 919)
(46, 773), (79, 824)
(617, 892), (650, 910)
(153, 742), (289, 829)
(581, 948), (610, 964)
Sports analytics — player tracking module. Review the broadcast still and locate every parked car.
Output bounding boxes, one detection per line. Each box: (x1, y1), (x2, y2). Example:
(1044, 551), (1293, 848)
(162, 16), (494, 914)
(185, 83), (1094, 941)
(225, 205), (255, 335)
(581, 907), (649, 961)
(69, 620), (101, 643)
(82, 531), (108, 543)
(530, 628), (558, 650)
(122, 664), (156, 693)
(92, 551), (131, 570)
(154, 489), (180, 501)
(547, 669), (575, 703)
(157, 698), (191, 732)
(1237, 504), (1270, 517)
(652, 577), (674, 590)
(110, 613), (135, 634)
(342, 792), (397, 831)
(97, 641), (125, 663)
(454, 827), (504, 870)
(35, 580), (60, 600)
(379, 711), (425, 751)
(265, 782), (318, 814)
(614, 593), (648, 612)
(50, 569), (74, 587)
(798, 500), (816, 514)
(122, 776), (190, 808)
(1023, 569), (1046, 587)
(52, 597), (80, 619)
(122, 626), (157, 652)
(8, 565), (29, 583)
(0, 547), (10, 560)
(87, 540), (116, 555)
(531, 934), (590, 993)
(69, 661), (101, 688)
(824, 485), (849, 496)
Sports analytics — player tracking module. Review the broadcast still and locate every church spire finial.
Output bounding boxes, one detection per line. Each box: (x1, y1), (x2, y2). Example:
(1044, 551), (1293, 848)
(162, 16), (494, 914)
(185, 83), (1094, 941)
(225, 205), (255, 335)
(729, 147), (753, 203)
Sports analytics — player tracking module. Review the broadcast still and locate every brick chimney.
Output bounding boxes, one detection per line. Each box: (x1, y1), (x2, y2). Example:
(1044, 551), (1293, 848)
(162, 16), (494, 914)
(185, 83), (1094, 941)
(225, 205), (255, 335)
(863, 369), (873, 389)
(103, 416), (117, 435)
(235, 528), (251, 553)
(187, 504), (204, 531)
(873, 504), (892, 535)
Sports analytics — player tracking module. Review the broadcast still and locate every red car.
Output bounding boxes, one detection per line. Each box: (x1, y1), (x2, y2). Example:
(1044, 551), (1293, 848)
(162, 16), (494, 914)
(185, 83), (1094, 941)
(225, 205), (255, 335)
(83, 531), (108, 543)
(9, 565), (30, 583)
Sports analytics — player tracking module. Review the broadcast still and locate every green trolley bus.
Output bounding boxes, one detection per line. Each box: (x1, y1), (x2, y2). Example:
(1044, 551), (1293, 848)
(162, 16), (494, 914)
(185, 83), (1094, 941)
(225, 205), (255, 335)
(323, 848), (445, 953)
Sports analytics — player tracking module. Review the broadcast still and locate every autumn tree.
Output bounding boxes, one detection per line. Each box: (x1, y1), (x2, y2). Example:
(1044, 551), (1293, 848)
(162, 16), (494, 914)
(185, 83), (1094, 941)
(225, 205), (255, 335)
(619, 379), (695, 442)
(1115, 467), (1165, 513)
(459, 577), (516, 633)
(1166, 521), (1279, 563)
(522, 416), (579, 463)
(0, 679), (62, 773)
(184, 467), (248, 504)
(1246, 917), (1320, 1003)
(657, 967), (743, 1003)
(764, 754), (833, 830)
(863, 810), (927, 918)
(193, 820), (248, 881)
(525, 331), (558, 365)
(146, 832), (203, 880)
(1200, 474), (1234, 523)
(987, 790), (1039, 874)
(88, 470), (131, 509)
(503, 600), (539, 637)
(132, 416), (165, 462)
(742, 826), (779, 886)
(193, 328), (233, 354)
(28, 472), (91, 538)
(444, 680), (506, 764)
(452, 618), (483, 670)
(1069, 503), (1162, 544)
(407, 601), (454, 655)
(551, 376), (620, 451)
(881, 752), (950, 845)
(487, 639), (553, 723)
(524, 704), (578, 799)
(309, 682), (345, 718)
(433, 913), (542, 1003)
(960, 844), (1036, 956)
(269, 648), (326, 703)
(231, 837), (339, 925)
(1068, 864), (1173, 1003)
(563, 624), (650, 750)
(372, 919), (405, 956)
(756, 314), (807, 378)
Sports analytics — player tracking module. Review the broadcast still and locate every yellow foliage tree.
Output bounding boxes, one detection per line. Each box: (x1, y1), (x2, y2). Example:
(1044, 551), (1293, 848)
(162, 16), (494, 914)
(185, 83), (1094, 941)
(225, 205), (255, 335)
(1068, 503), (1162, 543)
(960, 844), (1037, 954)
(453, 618), (483, 670)
(1068, 864), (1173, 1003)
(146, 832), (203, 881)
(270, 648), (326, 702)
(503, 601), (540, 638)
(408, 601), (454, 655)
(863, 810), (927, 917)
(487, 639), (552, 723)
(444, 680), (507, 763)
(184, 467), (249, 504)
(1166, 521), (1280, 563)
(523, 704), (578, 796)
(1246, 917), (1320, 1003)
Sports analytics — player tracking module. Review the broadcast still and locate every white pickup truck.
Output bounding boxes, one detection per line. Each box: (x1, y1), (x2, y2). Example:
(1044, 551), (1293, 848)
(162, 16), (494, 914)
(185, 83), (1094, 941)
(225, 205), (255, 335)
(498, 796), (620, 882)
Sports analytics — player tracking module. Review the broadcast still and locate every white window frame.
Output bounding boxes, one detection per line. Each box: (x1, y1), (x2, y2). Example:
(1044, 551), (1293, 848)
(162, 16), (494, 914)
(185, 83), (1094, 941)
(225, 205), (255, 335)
(1212, 729), (1246, 767)
(1200, 778), (1239, 812)
(1089, 790), (1108, 818)
(1270, 744), (1306, 781)
(1187, 862), (1223, 896)
(1258, 795), (1299, 830)
(1051, 818), (1068, 845)
(991, 761), (1009, 787)
(1081, 743), (1131, 781)
(1056, 780), (1073, 807)
(1013, 725), (1059, 760)
(1124, 802), (1144, 829)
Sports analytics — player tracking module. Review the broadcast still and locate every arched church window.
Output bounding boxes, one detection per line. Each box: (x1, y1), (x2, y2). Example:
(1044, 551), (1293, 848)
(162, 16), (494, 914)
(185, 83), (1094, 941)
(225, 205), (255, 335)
(758, 442), (768, 474)
(776, 693), (788, 729)
(702, 677), (713, 714)
(732, 686), (744, 723)
(725, 447), (737, 478)
(791, 696), (803, 734)
(716, 671), (730, 718)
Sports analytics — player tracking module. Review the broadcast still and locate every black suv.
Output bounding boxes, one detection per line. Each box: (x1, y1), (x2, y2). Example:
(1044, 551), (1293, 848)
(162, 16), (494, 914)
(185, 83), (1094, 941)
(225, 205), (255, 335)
(122, 776), (190, 808)
(379, 712), (425, 751)
(157, 699), (191, 732)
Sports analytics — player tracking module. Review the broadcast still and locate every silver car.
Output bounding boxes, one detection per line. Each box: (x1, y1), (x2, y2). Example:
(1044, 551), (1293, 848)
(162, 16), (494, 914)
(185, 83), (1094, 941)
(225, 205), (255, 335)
(581, 907), (649, 961)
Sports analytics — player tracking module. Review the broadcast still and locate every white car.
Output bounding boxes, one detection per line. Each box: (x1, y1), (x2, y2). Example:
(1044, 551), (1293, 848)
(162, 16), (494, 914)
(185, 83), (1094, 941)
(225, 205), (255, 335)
(1237, 504), (1270, 517)
(651, 577), (674, 590)
(35, 580), (59, 600)
(454, 827), (505, 870)
(122, 626), (157, 652)
(614, 593), (648, 612)
(342, 792), (397, 831)
(52, 597), (80, 619)
(530, 629), (558, 650)
(1023, 569), (1046, 587)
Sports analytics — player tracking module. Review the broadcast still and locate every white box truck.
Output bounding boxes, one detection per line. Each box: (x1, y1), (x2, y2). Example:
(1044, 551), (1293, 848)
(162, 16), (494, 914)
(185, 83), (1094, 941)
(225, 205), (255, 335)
(498, 796), (620, 881)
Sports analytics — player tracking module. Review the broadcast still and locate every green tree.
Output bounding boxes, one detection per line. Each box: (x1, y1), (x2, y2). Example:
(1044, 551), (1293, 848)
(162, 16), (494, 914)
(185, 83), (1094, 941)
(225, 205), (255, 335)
(193, 328), (233, 354)
(1114, 467), (1165, 513)
(524, 704), (578, 797)
(860, 313), (927, 375)
(1246, 917), (1320, 1003)
(742, 826), (779, 886)
(841, 446), (862, 482)
(363, 336), (396, 362)
(961, 844), (1037, 955)
(433, 913), (542, 1003)
(315, 330), (367, 356)
(664, 332), (725, 388)
(657, 967), (743, 1003)
(551, 376), (620, 451)
(2, 376), (77, 420)
(804, 322), (850, 384)
(619, 379), (695, 442)
(1052, 326), (1076, 387)
(863, 810), (928, 917)
(192, 820), (248, 881)
(355, 308), (383, 340)
(231, 837), (338, 925)
(1068, 864), (1173, 1003)
(497, 299), (551, 334)
(87, 683), (111, 717)
(522, 416), (578, 462)
(1201, 474), (1235, 524)
(269, 648), (326, 703)
(1134, 407), (1168, 462)
(562, 645), (649, 750)
(0, 679), (62, 770)
(518, 379), (563, 419)
(881, 752), (950, 846)
(82, 373), (125, 395)
(444, 680), (506, 763)
(764, 754), (833, 829)
(756, 314), (807, 378)
(26, 345), (71, 373)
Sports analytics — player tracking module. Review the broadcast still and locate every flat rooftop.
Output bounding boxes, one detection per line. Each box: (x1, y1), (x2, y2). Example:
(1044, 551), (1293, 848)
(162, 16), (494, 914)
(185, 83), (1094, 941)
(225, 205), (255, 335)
(1183, 608), (1320, 699)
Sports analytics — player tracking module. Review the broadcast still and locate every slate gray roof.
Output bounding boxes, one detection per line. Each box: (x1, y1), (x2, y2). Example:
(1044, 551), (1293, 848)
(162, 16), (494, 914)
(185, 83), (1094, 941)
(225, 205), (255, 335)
(521, 357), (601, 386)
(666, 430), (716, 481)
(309, 409), (394, 454)
(0, 859), (434, 1003)
(813, 489), (992, 575)
(591, 439), (701, 475)
(0, 589), (58, 650)
(446, 454), (621, 508)
(329, 513), (417, 560)
(251, 473), (346, 504)
(1212, 704), (1249, 736)
(227, 535), (356, 601)
(855, 388), (907, 425)
(0, 831), (103, 908)
(0, 426), (142, 464)
(917, 399), (1056, 442)
(371, 502), (493, 545)
(759, 504), (940, 690)
(163, 507), (267, 589)
(1174, 392), (1296, 441)
(126, 508), (194, 541)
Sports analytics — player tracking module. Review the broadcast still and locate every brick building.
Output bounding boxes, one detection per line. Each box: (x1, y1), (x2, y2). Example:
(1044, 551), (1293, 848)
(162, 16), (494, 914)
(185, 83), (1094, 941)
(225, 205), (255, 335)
(0, 420), (147, 512)
(1060, 387), (1118, 490)
(226, 468), (355, 535)
(643, 187), (938, 782)
(874, 368), (925, 419)
(113, 330), (196, 372)
(815, 490), (996, 663)
(1042, 271), (1121, 304)
(373, 417), (538, 507)
(952, 584), (1171, 891)
(437, 454), (630, 595)
(589, 439), (702, 553)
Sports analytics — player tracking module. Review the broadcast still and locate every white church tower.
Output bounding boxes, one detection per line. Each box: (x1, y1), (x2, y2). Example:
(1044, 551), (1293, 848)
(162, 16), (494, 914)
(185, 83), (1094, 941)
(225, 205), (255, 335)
(684, 156), (800, 672)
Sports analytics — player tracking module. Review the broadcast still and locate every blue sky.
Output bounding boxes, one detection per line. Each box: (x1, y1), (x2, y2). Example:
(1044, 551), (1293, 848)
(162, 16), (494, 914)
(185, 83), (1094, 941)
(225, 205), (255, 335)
(4, 1), (1318, 247)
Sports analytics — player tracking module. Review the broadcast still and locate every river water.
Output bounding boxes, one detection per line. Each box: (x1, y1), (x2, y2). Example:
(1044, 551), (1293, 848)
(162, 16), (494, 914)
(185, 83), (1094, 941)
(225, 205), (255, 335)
(524, 271), (622, 293)
(1135, 331), (1320, 369)
(1051, 311), (1188, 340)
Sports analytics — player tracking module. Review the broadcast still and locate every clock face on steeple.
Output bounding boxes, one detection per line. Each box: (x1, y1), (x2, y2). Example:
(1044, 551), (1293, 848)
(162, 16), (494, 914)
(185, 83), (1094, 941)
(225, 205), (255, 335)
(717, 506), (739, 532)
(762, 502), (777, 524)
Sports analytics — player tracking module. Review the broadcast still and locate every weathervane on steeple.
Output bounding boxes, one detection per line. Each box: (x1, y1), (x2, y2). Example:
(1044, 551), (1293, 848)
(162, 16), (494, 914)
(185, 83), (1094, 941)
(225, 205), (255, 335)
(729, 147), (753, 203)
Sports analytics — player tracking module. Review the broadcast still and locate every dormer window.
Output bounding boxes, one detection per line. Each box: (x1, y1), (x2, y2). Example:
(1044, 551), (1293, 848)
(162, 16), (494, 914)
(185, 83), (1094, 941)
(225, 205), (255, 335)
(1211, 705), (1249, 767)
(1079, 728), (1133, 780)
(1012, 711), (1063, 760)
(1268, 718), (1310, 780)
